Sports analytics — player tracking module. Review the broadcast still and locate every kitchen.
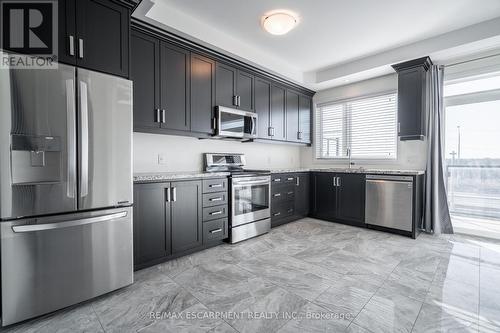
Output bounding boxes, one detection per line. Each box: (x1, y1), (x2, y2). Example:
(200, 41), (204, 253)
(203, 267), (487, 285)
(0, 0), (499, 332)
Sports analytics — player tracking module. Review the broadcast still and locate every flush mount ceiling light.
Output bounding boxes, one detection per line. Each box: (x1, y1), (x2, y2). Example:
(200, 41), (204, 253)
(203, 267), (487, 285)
(261, 10), (299, 35)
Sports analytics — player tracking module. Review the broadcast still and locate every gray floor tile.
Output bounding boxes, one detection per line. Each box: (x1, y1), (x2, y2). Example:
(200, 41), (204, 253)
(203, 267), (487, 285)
(479, 289), (500, 332)
(353, 292), (422, 333)
(425, 279), (479, 316)
(412, 302), (478, 333)
(277, 302), (350, 333)
(433, 257), (480, 288)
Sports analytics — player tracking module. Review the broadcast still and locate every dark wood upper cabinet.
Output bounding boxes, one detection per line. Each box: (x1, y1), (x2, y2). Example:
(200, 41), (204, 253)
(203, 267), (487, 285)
(236, 70), (255, 112)
(286, 90), (300, 142)
(392, 56), (432, 140)
(160, 42), (190, 131)
(133, 183), (171, 265)
(215, 62), (238, 108)
(255, 77), (272, 139)
(190, 53), (216, 134)
(61, 0), (130, 77)
(171, 181), (203, 254)
(130, 30), (160, 130)
(336, 173), (365, 225)
(58, 0), (76, 66)
(299, 94), (312, 144)
(270, 84), (286, 141)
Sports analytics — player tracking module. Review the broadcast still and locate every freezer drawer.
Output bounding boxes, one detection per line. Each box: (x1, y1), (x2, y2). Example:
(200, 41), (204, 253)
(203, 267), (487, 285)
(365, 176), (413, 232)
(0, 207), (133, 326)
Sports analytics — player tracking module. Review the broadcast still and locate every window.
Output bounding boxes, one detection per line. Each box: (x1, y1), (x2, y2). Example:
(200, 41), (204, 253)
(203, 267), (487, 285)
(315, 92), (398, 159)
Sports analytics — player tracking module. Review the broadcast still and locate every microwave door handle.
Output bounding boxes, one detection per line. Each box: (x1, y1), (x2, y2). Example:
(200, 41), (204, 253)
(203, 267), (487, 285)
(79, 80), (89, 198)
(251, 116), (256, 135)
(65, 79), (76, 199)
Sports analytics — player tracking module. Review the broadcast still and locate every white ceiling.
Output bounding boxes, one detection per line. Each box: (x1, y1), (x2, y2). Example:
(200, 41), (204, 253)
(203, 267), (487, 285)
(138, 0), (500, 91)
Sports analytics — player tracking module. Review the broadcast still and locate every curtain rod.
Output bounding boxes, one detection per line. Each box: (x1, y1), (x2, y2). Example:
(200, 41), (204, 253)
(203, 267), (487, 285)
(444, 53), (500, 68)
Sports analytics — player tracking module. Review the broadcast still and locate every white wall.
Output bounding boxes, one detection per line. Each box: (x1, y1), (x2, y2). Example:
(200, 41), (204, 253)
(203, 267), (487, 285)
(133, 132), (301, 173)
(300, 74), (428, 171)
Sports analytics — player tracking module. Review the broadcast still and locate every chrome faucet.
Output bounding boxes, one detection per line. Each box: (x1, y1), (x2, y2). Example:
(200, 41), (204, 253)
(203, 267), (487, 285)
(347, 148), (355, 169)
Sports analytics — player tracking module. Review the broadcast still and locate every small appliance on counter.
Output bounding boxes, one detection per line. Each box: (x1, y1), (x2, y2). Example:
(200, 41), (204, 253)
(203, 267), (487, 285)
(0, 60), (133, 326)
(205, 153), (270, 243)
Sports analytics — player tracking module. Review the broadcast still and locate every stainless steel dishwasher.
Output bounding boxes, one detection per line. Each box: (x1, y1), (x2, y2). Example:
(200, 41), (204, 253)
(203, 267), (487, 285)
(365, 175), (414, 232)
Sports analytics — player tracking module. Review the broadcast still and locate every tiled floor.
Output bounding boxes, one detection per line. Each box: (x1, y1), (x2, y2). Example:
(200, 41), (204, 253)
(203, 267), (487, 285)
(2, 218), (500, 333)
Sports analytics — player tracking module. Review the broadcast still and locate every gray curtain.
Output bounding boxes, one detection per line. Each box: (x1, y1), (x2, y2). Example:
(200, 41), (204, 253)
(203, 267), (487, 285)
(423, 65), (454, 234)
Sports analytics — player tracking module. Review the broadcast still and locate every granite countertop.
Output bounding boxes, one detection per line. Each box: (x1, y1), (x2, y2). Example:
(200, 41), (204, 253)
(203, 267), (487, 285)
(134, 172), (230, 183)
(270, 168), (424, 175)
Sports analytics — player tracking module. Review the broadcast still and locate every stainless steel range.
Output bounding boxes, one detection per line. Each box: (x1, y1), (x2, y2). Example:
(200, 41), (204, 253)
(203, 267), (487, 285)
(205, 153), (271, 243)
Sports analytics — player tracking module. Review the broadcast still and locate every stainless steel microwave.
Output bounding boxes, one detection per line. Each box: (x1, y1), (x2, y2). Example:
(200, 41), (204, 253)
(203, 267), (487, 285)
(214, 106), (258, 140)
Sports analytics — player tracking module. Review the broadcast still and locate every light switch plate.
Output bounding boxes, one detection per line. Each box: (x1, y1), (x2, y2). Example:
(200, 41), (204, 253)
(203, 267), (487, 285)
(158, 154), (167, 165)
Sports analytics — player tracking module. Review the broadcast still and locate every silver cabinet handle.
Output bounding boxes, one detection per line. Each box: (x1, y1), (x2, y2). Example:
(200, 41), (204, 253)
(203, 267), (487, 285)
(337, 177), (341, 187)
(12, 211), (127, 233)
(287, 191), (293, 195)
(172, 187), (177, 202)
(287, 208), (294, 213)
(65, 79), (76, 199)
(233, 95), (238, 106)
(79, 81), (89, 198)
(162, 109), (166, 123)
(273, 212), (281, 217)
(273, 193), (281, 197)
(69, 35), (75, 56)
(398, 122), (401, 134)
(209, 228), (222, 234)
(297, 131), (302, 140)
(273, 178), (281, 182)
(287, 177), (294, 181)
(296, 176), (300, 187)
(268, 127), (275, 137)
(209, 184), (223, 188)
(78, 38), (84, 59)
(237, 95), (241, 106)
(155, 109), (161, 123)
(209, 210), (223, 216)
(332, 177), (337, 187)
(209, 197), (223, 202)
(166, 187), (171, 202)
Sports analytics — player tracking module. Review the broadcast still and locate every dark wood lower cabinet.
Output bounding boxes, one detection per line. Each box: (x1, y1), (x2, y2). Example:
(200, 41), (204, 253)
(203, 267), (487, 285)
(271, 173), (310, 227)
(133, 178), (227, 270)
(171, 181), (202, 253)
(310, 172), (365, 226)
(133, 183), (170, 265)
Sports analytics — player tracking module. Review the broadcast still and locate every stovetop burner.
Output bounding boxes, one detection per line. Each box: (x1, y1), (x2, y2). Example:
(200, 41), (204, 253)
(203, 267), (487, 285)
(204, 153), (269, 177)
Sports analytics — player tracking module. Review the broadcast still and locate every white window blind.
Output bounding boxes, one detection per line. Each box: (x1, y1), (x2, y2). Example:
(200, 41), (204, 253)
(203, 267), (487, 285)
(316, 93), (397, 159)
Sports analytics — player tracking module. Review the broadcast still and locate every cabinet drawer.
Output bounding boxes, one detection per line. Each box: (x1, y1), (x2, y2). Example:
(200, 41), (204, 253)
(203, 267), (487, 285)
(203, 178), (228, 193)
(271, 174), (284, 184)
(271, 185), (294, 204)
(203, 218), (228, 243)
(202, 205), (228, 221)
(271, 202), (294, 220)
(203, 192), (228, 208)
(284, 174), (296, 184)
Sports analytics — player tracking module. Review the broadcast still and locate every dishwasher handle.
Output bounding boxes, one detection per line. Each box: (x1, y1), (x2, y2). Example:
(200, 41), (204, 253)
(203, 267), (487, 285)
(366, 175), (413, 182)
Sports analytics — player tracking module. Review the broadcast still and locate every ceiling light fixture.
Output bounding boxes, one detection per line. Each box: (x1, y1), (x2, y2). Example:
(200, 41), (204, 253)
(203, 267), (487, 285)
(262, 11), (298, 35)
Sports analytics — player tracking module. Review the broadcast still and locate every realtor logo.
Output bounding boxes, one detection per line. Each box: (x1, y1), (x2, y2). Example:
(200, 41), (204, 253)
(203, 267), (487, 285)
(1, 0), (58, 68)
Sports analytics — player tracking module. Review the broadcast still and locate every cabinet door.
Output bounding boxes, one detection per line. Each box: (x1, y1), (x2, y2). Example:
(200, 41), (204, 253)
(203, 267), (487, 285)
(237, 70), (255, 111)
(133, 183), (171, 266)
(75, 0), (129, 77)
(336, 173), (365, 225)
(397, 68), (425, 139)
(171, 180), (203, 253)
(131, 30), (160, 130)
(255, 77), (272, 139)
(312, 173), (337, 221)
(271, 84), (286, 141)
(190, 53), (215, 134)
(215, 62), (237, 108)
(286, 90), (300, 142)
(294, 173), (310, 216)
(299, 95), (312, 144)
(160, 42), (190, 131)
(58, 0), (76, 65)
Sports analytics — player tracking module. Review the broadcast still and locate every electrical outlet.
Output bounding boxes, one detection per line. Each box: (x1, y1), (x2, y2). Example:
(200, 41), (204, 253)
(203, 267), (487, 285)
(158, 154), (167, 165)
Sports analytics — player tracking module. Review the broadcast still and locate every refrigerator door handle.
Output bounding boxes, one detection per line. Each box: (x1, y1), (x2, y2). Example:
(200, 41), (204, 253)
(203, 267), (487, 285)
(66, 79), (77, 199)
(79, 81), (89, 198)
(11, 211), (128, 233)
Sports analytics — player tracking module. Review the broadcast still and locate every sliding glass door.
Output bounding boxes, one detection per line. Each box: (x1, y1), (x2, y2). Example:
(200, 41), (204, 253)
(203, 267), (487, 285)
(444, 69), (500, 239)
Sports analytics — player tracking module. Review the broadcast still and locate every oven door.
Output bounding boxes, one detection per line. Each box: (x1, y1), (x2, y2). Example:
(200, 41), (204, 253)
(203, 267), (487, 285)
(216, 106), (257, 139)
(231, 176), (270, 227)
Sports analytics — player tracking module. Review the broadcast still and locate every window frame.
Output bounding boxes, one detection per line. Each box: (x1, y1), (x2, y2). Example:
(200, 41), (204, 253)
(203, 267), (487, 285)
(314, 90), (399, 161)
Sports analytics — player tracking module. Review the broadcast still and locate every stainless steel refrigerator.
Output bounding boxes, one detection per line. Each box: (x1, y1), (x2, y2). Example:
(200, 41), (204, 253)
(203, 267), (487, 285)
(0, 62), (133, 326)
